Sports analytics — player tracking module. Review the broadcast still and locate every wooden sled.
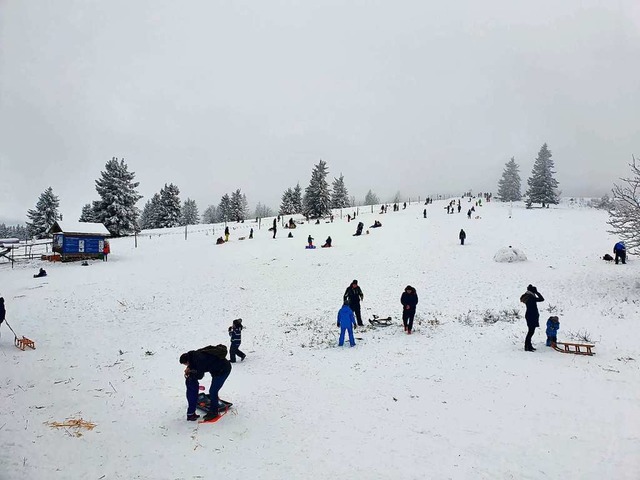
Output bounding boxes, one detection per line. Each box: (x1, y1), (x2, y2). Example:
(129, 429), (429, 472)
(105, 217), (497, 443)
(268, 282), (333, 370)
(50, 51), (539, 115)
(552, 341), (595, 356)
(369, 315), (392, 326)
(15, 336), (36, 351)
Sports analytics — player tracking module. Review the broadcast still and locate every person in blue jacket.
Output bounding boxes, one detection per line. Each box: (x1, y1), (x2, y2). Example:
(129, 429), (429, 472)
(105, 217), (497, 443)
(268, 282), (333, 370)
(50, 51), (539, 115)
(613, 241), (626, 264)
(520, 284), (545, 351)
(228, 319), (246, 363)
(546, 316), (560, 346)
(337, 301), (357, 347)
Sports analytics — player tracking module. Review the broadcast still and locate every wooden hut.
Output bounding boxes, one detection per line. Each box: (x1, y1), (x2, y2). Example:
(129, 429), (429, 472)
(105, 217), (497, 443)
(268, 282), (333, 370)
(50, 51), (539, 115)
(48, 221), (110, 262)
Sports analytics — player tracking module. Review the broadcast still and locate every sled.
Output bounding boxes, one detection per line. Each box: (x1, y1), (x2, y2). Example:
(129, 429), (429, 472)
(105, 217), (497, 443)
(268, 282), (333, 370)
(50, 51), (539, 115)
(196, 392), (233, 413)
(369, 315), (393, 326)
(4, 320), (36, 351)
(552, 341), (595, 356)
(305, 245), (316, 249)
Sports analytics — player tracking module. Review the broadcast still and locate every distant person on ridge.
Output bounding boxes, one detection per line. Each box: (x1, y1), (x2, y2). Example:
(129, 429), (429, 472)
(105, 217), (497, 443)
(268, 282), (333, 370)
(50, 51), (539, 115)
(344, 280), (364, 327)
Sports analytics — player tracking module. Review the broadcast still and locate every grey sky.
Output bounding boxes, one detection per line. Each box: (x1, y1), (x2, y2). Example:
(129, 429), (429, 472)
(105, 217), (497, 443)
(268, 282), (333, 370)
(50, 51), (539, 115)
(1, 0), (639, 224)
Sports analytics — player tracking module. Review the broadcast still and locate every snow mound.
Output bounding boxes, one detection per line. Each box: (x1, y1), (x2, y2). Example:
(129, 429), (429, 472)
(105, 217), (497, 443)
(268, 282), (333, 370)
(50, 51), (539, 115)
(494, 246), (527, 263)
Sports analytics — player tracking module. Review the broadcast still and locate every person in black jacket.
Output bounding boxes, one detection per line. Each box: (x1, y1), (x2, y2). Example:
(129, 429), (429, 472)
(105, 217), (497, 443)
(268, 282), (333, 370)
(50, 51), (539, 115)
(228, 319), (246, 363)
(179, 345), (232, 421)
(401, 285), (419, 334)
(459, 229), (466, 245)
(0, 297), (5, 327)
(343, 280), (364, 326)
(520, 284), (545, 351)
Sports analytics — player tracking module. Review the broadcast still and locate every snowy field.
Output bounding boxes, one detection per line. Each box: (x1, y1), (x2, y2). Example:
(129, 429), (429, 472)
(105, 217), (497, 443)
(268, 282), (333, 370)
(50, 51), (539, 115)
(1, 199), (639, 480)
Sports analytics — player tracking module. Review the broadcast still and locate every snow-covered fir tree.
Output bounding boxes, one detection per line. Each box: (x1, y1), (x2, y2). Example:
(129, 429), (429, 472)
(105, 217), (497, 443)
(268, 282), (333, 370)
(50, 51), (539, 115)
(497, 157), (522, 202)
(0, 224), (28, 241)
(157, 183), (181, 228)
(291, 183), (303, 214)
(94, 157), (142, 236)
(201, 205), (217, 224)
(79, 203), (96, 222)
(181, 198), (200, 226)
(254, 202), (274, 218)
(525, 144), (559, 207)
(303, 160), (331, 218)
(364, 189), (380, 206)
(279, 188), (295, 215)
(607, 156), (640, 253)
(139, 193), (162, 230)
(331, 174), (350, 208)
(217, 194), (232, 222)
(26, 186), (61, 239)
(392, 191), (402, 203)
(230, 189), (248, 222)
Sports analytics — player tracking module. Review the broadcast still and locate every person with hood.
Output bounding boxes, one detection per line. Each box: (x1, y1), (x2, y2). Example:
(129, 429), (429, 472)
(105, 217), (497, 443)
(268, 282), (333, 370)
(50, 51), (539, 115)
(520, 284), (545, 351)
(344, 280), (364, 326)
(401, 285), (419, 334)
(459, 229), (466, 245)
(337, 300), (357, 347)
(179, 345), (232, 422)
(33, 268), (47, 278)
(613, 241), (626, 264)
(546, 316), (560, 347)
(228, 319), (246, 363)
(353, 222), (364, 236)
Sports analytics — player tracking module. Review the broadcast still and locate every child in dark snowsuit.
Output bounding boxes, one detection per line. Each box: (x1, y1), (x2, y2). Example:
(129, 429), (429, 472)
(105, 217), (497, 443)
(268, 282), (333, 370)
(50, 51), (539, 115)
(546, 316), (560, 346)
(400, 285), (419, 334)
(228, 319), (246, 363)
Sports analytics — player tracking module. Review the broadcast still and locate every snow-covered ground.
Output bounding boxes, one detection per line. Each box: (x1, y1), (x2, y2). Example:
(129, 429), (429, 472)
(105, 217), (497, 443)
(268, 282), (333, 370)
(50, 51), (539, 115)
(1, 199), (639, 480)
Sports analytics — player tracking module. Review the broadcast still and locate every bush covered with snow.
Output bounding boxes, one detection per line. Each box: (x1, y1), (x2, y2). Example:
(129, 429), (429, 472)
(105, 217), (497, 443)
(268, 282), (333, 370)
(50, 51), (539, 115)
(493, 246), (527, 263)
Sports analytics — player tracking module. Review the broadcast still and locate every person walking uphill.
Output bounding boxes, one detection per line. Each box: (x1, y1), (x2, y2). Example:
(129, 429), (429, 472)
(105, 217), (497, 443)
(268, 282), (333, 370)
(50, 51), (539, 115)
(179, 345), (232, 422)
(337, 301), (357, 347)
(520, 284), (544, 351)
(613, 241), (626, 264)
(228, 319), (246, 363)
(401, 285), (418, 334)
(344, 280), (364, 326)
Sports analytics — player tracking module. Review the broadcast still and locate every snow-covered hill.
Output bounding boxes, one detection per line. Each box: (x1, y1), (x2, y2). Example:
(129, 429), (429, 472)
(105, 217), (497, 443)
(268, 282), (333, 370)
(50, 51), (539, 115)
(1, 200), (639, 479)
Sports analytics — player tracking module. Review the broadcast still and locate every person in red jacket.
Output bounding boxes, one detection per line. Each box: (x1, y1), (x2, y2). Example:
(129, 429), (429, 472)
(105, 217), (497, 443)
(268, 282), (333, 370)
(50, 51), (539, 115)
(102, 241), (110, 261)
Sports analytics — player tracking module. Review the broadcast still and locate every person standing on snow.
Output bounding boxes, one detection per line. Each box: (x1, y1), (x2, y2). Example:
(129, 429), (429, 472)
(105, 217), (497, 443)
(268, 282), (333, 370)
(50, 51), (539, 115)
(459, 229), (466, 245)
(613, 241), (626, 264)
(337, 300), (357, 347)
(272, 218), (277, 239)
(0, 297), (5, 327)
(228, 319), (246, 363)
(180, 345), (232, 422)
(344, 280), (364, 326)
(224, 226), (230, 242)
(400, 285), (419, 334)
(520, 284), (545, 352)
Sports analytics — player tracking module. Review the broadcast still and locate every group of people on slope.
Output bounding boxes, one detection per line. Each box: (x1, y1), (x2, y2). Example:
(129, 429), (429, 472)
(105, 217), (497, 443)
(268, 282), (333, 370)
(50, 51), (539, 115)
(337, 280), (419, 347)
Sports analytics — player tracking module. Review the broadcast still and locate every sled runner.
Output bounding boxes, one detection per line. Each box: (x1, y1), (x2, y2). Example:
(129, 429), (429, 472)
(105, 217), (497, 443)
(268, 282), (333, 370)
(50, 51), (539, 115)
(369, 315), (393, 326)
(552, 341), (595, 356)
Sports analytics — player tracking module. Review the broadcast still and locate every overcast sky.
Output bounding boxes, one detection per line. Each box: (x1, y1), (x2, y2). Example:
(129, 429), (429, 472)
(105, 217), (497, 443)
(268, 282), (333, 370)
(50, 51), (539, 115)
(1, 0), (639, 224)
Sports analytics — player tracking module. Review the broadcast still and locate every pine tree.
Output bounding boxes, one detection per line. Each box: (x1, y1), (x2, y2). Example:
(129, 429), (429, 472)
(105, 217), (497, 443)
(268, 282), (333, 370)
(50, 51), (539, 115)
(303, 160), (331, 218)
(331, 174), (350, 208)
(79, 203), (96, 222)
(364, 190), (380, 206)
(292, 183), (303, 214)
(254, 202), (274, 218)
(217, 194), (232, 222)
(525, 144), (560, 207)
(607, 156), (640, 253)
(279, 188), (295, 215)
(157, 183), (181, 228)
(202, 205), (217, 224)
(26, 186), (61, 239)
(139, 193), (162, 230)
(94, 157), (142, 236)
(230, 189), (248, 222)
(497, 157), (522, 202)
(181, 198), (199, 226)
